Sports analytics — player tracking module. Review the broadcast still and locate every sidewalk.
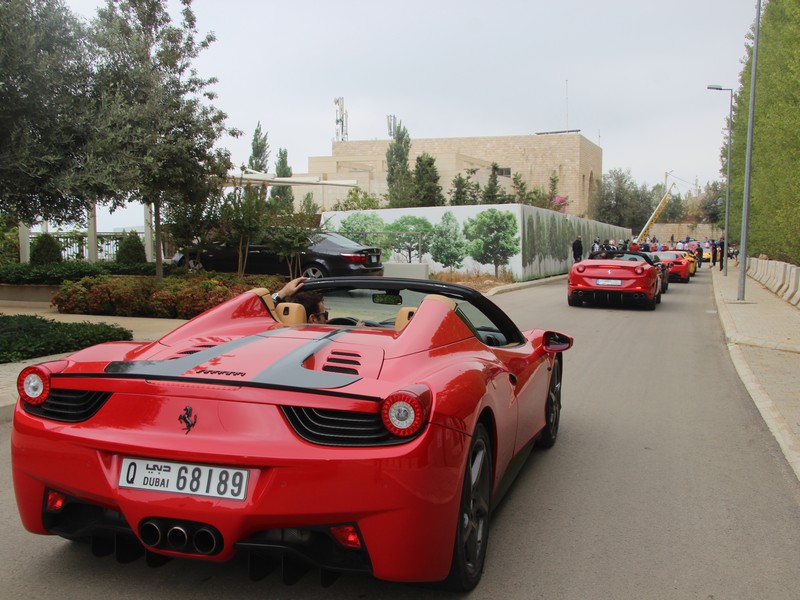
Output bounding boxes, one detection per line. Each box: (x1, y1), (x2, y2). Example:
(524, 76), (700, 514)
(1, 271), (799, 480)
(710, 265), (800, 479)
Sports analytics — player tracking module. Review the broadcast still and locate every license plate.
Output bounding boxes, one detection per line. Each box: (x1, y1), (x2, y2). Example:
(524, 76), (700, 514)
(596, 278), (622, 286)
(368, 255), (378, 264)
(119, 457), (249, 501)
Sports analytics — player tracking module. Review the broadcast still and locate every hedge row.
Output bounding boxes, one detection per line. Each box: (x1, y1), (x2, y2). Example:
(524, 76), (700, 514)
(0, 261), (174, 285)
(0, 314), (133, 364)
(53, 273), (285, 320)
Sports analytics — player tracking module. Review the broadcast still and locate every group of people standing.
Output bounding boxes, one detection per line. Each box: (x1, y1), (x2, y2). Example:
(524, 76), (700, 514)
(571, 234), (727, 271)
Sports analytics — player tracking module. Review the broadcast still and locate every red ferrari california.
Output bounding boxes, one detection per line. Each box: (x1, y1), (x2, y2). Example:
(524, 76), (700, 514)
(12, 277), (572, 591)
(568, 250), (663, 309)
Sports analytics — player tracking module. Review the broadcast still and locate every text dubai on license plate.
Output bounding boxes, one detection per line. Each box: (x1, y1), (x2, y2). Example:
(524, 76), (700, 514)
(119, 457), (249, 501)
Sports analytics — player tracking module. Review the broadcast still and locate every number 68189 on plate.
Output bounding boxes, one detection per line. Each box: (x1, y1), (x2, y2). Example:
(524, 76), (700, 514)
(119, 457), (249, 501)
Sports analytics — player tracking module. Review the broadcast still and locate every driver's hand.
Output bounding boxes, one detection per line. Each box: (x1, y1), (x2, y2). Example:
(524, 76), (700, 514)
(280, 276), (308, 298)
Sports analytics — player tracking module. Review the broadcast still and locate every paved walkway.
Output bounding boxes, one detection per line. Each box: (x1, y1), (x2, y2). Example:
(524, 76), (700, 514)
(1, 269), (799, 479)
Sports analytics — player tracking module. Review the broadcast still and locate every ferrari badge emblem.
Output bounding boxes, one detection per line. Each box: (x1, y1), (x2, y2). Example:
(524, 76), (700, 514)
(179, 405), (197, 433)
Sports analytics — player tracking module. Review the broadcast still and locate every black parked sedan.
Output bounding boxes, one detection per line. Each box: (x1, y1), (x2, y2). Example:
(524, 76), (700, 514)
(173, 231), (383, 278)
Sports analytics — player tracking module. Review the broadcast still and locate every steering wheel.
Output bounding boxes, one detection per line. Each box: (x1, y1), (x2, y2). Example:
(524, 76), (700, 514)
(327, 317), (381, 327)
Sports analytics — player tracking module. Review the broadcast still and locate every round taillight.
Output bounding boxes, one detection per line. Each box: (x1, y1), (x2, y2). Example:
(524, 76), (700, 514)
(18, 366), (51, 405)
(381, 384), (431, 437)
(576, 264), (586, 273)
(634, 266), (644, 275)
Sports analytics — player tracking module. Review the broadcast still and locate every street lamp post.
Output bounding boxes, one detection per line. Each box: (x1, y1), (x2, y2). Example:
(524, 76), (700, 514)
(707, 84), (733, 276)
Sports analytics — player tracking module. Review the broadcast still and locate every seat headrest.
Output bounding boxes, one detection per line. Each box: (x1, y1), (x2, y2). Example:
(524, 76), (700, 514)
(395, 307), (416, 332)
(423, 294), (457, 310)
(275, 302), (307, 325)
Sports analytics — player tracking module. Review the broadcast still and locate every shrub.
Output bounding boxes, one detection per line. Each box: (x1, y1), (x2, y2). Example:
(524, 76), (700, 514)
(0, 261), (171, 285)
(30, 233), (63, 265)
(116, 230), (147, 265)
(0, 314), (132, 363)
(52, 272), (284, 319)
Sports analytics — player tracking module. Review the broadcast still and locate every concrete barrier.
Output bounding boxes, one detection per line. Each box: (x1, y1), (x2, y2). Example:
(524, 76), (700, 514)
(776, 262), (792, 297)
(747, 258), (800, 309)
(782, 265), (799, 303)
(382, 262), (430, 279)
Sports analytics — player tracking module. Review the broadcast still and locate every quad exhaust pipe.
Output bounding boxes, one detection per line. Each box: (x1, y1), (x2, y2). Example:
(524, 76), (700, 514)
(139, 518), (222, 555)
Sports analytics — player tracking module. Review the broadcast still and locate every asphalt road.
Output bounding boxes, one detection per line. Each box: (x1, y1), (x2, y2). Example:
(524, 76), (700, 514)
(3, 270), (800, 599)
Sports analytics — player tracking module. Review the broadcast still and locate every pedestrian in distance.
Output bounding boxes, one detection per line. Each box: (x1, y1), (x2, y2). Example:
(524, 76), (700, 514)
(718, 238), (725, 271)
(572, 235), (583, 262)
(711, 239), (717, 267)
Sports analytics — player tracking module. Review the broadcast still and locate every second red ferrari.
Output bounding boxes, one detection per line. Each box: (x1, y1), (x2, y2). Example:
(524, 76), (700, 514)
(568, 250), (663, 310)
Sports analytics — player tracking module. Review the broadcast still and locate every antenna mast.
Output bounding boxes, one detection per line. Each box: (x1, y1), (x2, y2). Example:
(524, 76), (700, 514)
(334, 97), (348, 141)
(387, 114), (397, 138)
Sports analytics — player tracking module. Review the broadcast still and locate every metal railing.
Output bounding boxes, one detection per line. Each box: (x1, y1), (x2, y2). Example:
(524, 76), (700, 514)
(31, 232), (127, 262)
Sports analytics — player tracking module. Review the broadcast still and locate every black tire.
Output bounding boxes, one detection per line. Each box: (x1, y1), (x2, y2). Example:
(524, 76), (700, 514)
(442, 423), (493, 592)
(567, 295), (581, 307)
(536, 357), (562, 448)
(301, 263), (328, 279)
(644, 294), (657, 310)
(656, 291), (662, 304)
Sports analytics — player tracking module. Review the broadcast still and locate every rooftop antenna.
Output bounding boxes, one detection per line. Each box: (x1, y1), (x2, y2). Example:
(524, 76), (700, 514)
(387, 114), (397, 138)
(334, 97), (348, 141)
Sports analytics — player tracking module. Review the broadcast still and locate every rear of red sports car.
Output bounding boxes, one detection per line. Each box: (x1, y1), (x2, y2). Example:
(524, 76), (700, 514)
(568, 253), (661, 309)
(12, 283), (567, 590)
(12, 330), (469, 584)
(655, 251), (691, 283)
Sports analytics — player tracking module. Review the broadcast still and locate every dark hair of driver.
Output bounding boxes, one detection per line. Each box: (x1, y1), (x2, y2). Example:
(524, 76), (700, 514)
(289, 290), (325, 322)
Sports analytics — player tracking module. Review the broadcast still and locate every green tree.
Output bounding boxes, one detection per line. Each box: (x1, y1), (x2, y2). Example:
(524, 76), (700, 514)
(300, 192), (320, 215)
(511, 173), (532, 204)
(430, 211), (467, 270)
(115, 230), (147, 264)
(413, 153), (445, 207)
(724, 0), (799, 262)
(481, 163), (503, 204)
(338, 212), (391, 256)
(386, 215), (434, 263)
(386, 123), (414, 207)
(0, 0), (94, 225)
(90, 0), (235, 280)
(262, 213), (320, 278)
(248, 121), (270, 173)
(30, 233), (63, 265)
(449, 173), (470, 206)
(163, 150), (228, 265)
(270, 148), (295, 213)
(331, 188), (381, 211)
(590, 169), (655, 233)
(662, 190), (687, 223)
(463, 209), (519, 277)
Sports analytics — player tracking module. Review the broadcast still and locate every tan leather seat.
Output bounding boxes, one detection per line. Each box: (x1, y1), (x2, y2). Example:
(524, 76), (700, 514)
(274, 302), (307, 325)
(423, 294), (457, 310)
(394, 307), (416, 332)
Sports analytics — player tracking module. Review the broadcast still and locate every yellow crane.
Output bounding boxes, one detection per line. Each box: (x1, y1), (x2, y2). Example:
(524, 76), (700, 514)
(635, 183), (675, 242)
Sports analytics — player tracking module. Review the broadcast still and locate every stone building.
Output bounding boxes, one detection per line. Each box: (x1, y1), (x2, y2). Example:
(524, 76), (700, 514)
(293, 131), (602, 217)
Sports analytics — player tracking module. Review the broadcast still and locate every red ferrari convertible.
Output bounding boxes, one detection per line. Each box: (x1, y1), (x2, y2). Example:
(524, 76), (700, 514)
(568, 250), (663, 309)
(12, 277), (572, 591)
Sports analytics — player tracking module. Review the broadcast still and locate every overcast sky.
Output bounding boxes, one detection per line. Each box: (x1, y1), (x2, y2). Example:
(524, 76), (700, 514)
(62, 0), (758, 230)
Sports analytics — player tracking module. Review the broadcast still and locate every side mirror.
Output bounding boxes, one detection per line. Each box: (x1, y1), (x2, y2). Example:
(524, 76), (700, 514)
(542, 331), (573, 353)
